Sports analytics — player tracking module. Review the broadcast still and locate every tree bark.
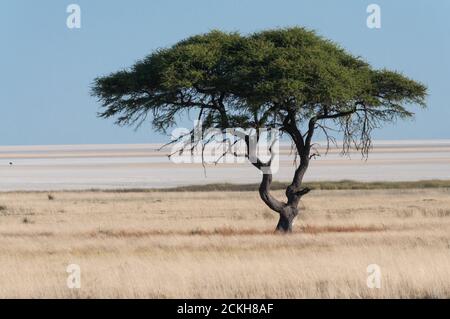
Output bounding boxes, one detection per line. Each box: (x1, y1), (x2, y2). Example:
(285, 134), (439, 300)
(276, 205), (299, 233)
(259, 173), (284, 213)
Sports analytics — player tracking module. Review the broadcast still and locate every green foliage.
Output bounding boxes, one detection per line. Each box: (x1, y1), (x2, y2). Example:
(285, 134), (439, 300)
(92, 27), (427, 153)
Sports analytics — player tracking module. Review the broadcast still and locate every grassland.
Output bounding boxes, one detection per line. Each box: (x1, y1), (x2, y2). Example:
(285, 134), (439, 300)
(0, 183), (449, 298)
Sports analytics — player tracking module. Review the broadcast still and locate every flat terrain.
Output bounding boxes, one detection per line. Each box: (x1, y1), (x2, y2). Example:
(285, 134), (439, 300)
(1, 140), (450, 190)
(0, 188), (449, 298)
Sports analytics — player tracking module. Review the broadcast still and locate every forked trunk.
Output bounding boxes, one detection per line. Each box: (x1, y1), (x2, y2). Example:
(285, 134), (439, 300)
(259, 173), (306, 233)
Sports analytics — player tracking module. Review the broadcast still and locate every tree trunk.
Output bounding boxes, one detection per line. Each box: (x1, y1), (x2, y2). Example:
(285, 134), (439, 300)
(259, 173), (308, 233)
(276, 205), (299, 233)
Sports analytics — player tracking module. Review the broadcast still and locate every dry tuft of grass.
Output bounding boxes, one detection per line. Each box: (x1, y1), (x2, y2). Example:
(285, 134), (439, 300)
(0, 188), (449, 298)
(22, 217), (33, 224)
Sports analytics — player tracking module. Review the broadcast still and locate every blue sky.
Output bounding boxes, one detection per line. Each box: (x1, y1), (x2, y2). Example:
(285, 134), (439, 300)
(1, 0), (449, 145)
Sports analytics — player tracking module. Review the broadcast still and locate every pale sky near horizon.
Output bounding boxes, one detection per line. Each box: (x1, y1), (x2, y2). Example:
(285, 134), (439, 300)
(1, 0), (449, 146)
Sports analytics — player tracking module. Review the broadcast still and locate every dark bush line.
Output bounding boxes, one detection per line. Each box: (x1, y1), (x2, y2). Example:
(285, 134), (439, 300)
(2, 180), (449, 194)
(107, 179), (450, 193)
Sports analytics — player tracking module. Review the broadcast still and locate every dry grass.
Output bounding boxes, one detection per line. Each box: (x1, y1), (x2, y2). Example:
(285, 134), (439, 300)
(0, 188), (449, 298)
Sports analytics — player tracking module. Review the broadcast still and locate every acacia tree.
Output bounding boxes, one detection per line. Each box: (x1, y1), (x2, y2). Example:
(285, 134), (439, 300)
(92, 28), (427, 233)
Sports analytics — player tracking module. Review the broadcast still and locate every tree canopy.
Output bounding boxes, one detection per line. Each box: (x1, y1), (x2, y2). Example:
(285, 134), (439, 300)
(92, 28), (426, 156)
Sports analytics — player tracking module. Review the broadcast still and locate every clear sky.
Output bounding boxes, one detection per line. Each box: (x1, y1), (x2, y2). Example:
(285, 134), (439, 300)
(1, 0), (449, 145)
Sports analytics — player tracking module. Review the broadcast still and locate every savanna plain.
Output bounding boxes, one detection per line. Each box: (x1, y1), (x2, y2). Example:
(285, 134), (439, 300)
(0, 185), (449, 298)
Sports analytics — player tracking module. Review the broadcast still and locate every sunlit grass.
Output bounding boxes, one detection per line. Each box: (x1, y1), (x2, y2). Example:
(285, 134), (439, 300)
(0, 188), (449, 298)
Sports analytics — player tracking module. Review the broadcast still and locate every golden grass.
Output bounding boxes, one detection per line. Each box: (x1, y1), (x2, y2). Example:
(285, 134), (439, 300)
(0, 188), (449, 298)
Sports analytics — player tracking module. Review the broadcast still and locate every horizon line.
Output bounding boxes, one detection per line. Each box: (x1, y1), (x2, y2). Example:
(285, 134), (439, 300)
(1, 138), (450, 150)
